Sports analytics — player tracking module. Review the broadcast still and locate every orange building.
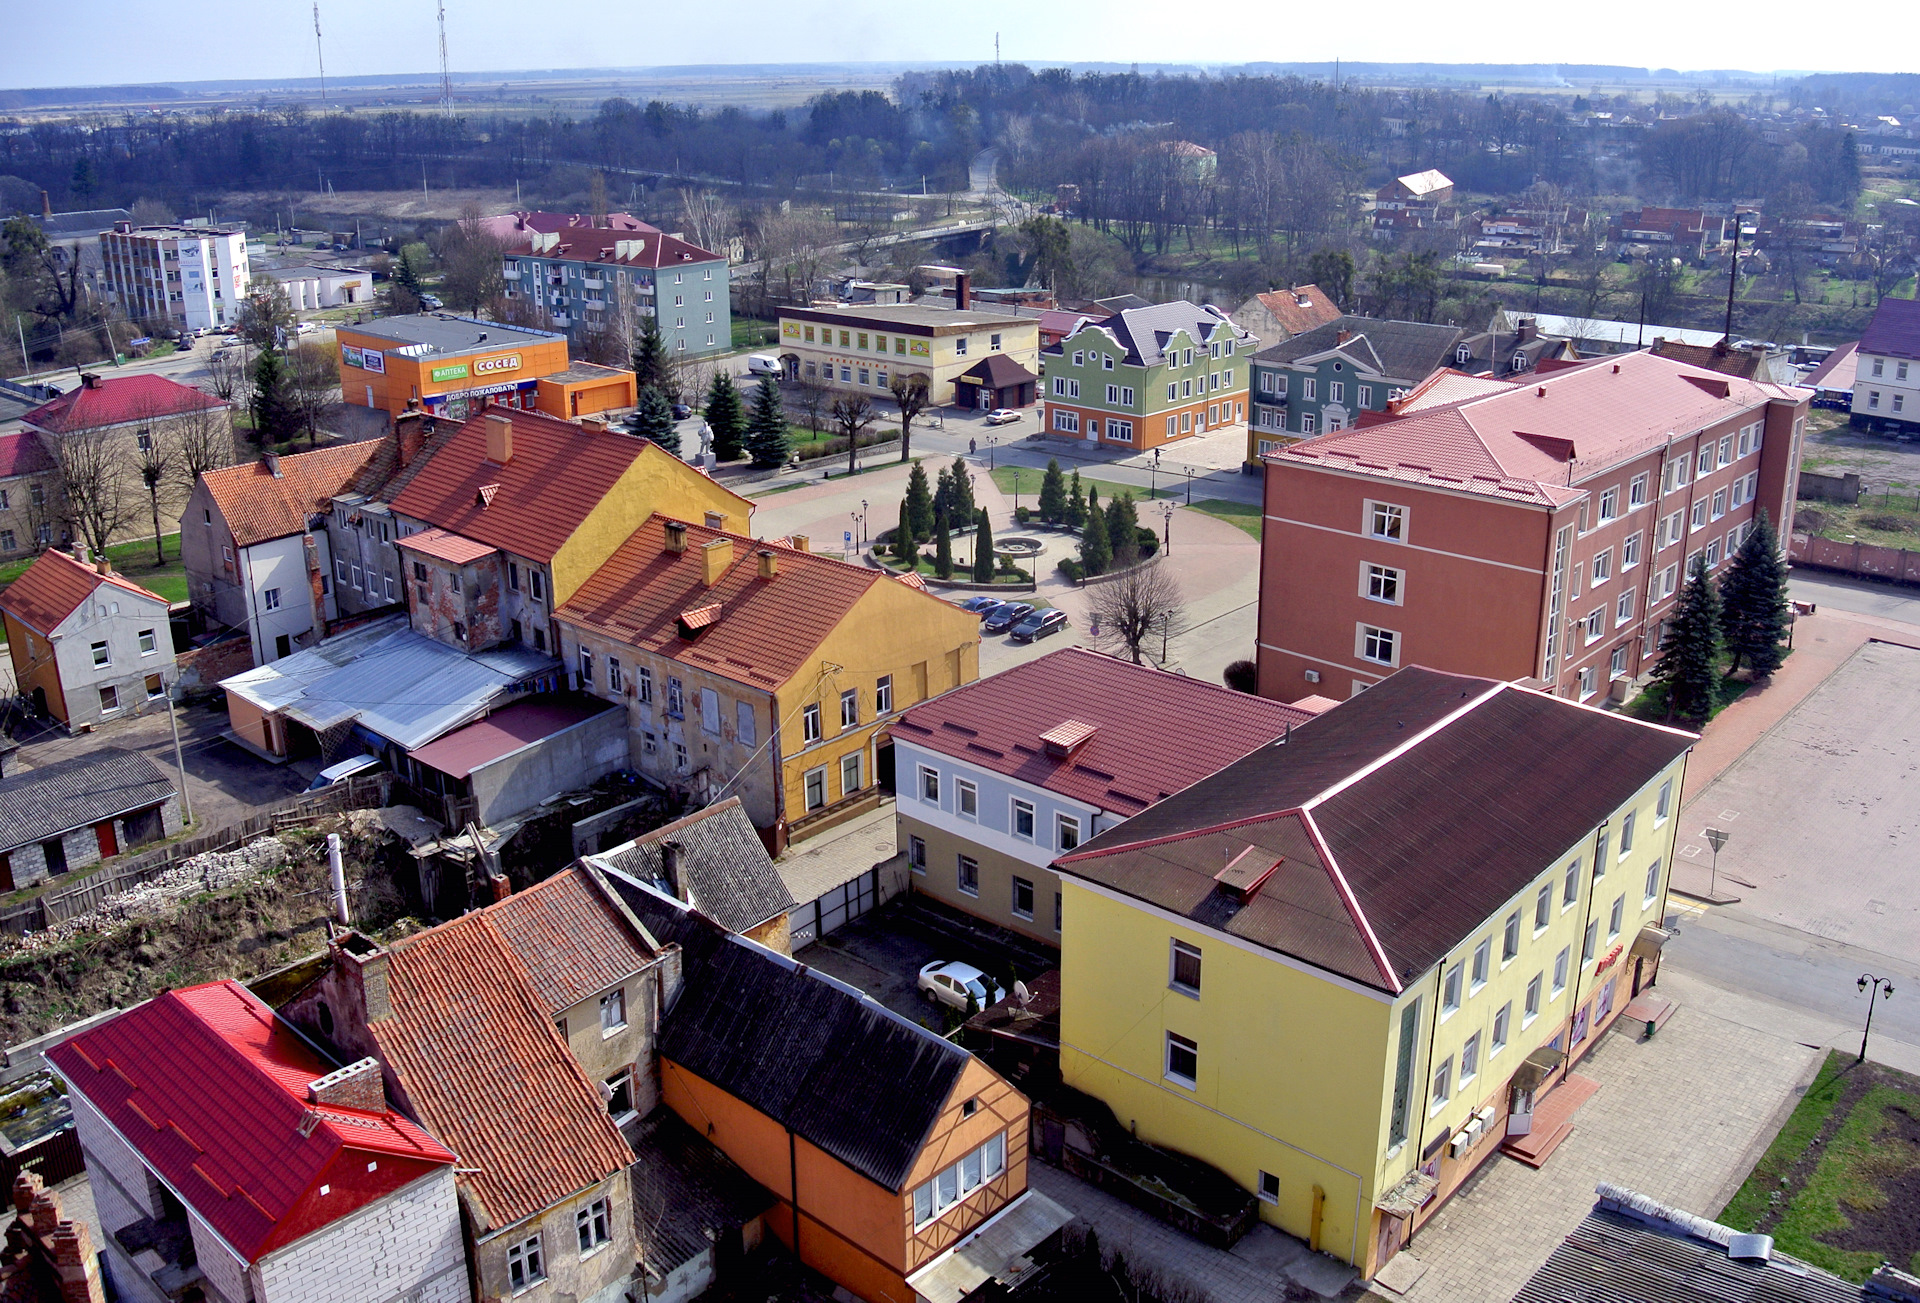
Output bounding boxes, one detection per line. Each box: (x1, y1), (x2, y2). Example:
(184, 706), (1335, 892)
(335, 313), (635, 422)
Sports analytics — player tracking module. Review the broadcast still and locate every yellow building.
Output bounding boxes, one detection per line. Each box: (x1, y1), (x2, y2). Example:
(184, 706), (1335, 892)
(555, 517), (979, 847)
(1053, 667), (1693, 1280)
(775, 303), (1041, 407)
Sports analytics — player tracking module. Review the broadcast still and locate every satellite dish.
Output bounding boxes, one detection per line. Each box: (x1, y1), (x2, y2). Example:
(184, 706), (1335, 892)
(1014, 980), (1031, 1006)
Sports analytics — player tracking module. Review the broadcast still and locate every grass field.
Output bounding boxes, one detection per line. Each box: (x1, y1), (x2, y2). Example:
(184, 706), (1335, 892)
(1190, 499), (1262, 539)
(0, 533), (187, 604)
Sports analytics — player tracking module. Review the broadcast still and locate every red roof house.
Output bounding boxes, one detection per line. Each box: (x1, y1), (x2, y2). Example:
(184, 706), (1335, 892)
(20, 372), (226, 436)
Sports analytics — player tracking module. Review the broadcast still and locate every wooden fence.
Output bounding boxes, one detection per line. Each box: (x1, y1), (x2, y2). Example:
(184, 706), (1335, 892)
(0, 774), (390, 936)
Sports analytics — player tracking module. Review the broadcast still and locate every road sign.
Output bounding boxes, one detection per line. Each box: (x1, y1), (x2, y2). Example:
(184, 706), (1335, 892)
(1704, 828), (1730, 852)
(844, 530), (853, 548)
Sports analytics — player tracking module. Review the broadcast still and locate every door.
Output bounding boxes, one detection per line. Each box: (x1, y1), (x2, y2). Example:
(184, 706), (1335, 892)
(30, 687), (45, 716)
(41, 838), (68, 877)
(1506, 1085), (1534, 1137)
(94, 822), (118, 859)
(1632, 957), (1645, 997)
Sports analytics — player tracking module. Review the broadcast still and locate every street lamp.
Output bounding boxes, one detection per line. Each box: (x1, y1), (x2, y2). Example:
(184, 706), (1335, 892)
(1856, 974), (1895, 1063)
(861, 500), (869, 543)
(850, 508), (867, 548)
(1184, 466), (1195, 506)
(988, 435), (999, 469)
(1013, 470), (1022, 513)
(1161, 501), (1173, 556)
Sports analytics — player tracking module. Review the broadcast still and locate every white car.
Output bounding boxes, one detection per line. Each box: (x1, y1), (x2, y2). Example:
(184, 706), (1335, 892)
(984, 408), (1021, 425)
(917, 961), (1006, 1011)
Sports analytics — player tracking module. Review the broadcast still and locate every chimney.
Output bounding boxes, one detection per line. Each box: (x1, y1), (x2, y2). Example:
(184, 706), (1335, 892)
(661, 840), (684, 901)
(1335, 329), (1351, 345)
(788, 533), (810, 553)
(581, 417), (606, 433)
(485, 411), (514, 464)
(262, 452), (281, 477)
(113, 220), (130, 234)
(95, 556), (111, 576)
(40, 190), (51, 219)
(955, 271), (970, 311)
(1518, 316), (1538, 342)
(757, 548), (778, 579)
(395, 409), (427, 467)
(488, 873), (511, 902)
(701, 536), (733, 586)
(330, 932), (391, 1024)
(306, 1057), (386, 1112)
(80, 372), (101, 390)
(70, 540), (88, 565)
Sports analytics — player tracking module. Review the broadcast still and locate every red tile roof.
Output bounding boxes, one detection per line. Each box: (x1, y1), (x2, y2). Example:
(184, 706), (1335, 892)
(892, 647), (1312, 814)
(389, 409), (747, 565)
(0, 430), (55, 478)
(375, 890), (640, 1231)
(46, 982), (455, 1264)
(397, 526), (498, 566)
(1252, 285), (1343, 337)
(1273, 350), (1806, 506)
(406, 698), (618, 780)
(203, 444), (381, 547)
(481, 864), (659, 1012)
(0, 547), (168, 636)
(21, 373), (227, 434)
(557, 518), (912, 690)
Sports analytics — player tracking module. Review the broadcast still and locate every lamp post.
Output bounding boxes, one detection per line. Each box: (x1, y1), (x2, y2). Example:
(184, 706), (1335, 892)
(1013, 470), (1022, 513)
(1703, 827), (1730, 899)
(850, 507), (866, 548)
(860, 500), (869, 544)
(1184, 466), (1194, 505)
(1856, 974), (1895, 1063)
(988, 435), (998, 469)
(1161, 501), (1173, 556)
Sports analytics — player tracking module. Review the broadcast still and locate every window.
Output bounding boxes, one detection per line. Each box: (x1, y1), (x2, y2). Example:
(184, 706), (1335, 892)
(0, 531), (12, 552)
(1657, 563), (1679, 600)
(802, 702), (822, 743)
(1656, 779), (1672, 823)
(1165, 1032), (1199, 1086)
(1534, 884), (1554, 930)
(1609, 894), (1625, 940)
(1364, 563), (1402, 604)
(91, 640), (110, 667)
(909, 835), (927, 873)
(1460, 1032), (1480, 1083)
(603, 1069), (635, 1119)
(1358, 384), (1373, 409)
(1629, 472), (1649, 507)
(1257, 1171), (1280, 1204)
(1492, 1002), (1511, 1054)
(1170, 940), (1202, 995)
(1577, 665), (1597, 699)
(1616, 588), (1635, 625)
(1303, 378), (1317, 400)
(28, 484), (42, 507)
(1619, 810), (1636, 855)
(1057, 814), (1081, 851)
(953, 338), (968, 356)
(1611, 645), (1629, 678)
(1358, 624), (1398, 666)
(1599, 487), (1618, 521)
(1552, 947), (1570, 997)
(1503, 911), (1521, 961)
(804, 767), (827, 811)
(1591, 548), (1611, 582)
(1697, 446), (1714, 476)
(1471, 938), (1490, 991)
(876, 675), (893, 714)
(450, 621), (466, 644)
(1645, 857), (1663, 904)
(1711, 488), (1728, 521)
(1442, 962), (1462, 1015)
(1389, 999), (1421, 1148)
(920, 766), (940, 803)
(1705, 538), (1722, 569)
(1873, 356), (1885, 378)
(841, 750), (862, 796)
(1368, 501), (1405, 541)
(1430, 1056), (1452, 1110)
(335, 557), (349, 585)
(507, 1234), (545, 1291)
(599, 987), (626, 1033)
(637, 667), (654, 704)
(98, 685), (119, 714)
(1582, 919), (1599, 964)
(1622, 532), (1642, 569)
(1012, 798), (1036, 840)
(840, 688), (858, 728)
(145, 673), (165, 700)
(1329, 381), (1345, 403)
(956, 778), (978, 818)
(1595, 826), (1611, 869)
(578, 647), (593, 686)
(607, 657), (622, 693)
(1523, 974), (1542, 1026)
(1052, 409), (1080, 433)
(261, 587), (281, 611)
(957, 855), (978, 897)
(1011, 876), (1034, 920)
(1719, 435), (1734, 466)
(912, 1132), (1006, 1227)
(530, 570), (546, 601)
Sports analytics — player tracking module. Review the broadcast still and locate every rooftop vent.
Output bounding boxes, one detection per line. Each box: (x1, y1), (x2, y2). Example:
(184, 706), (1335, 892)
(1727, 1234), (1773, 1264)
(1040, 719), (1099, 759)
(1214, 846), (1283, 903)
(663, 520), (688, 554)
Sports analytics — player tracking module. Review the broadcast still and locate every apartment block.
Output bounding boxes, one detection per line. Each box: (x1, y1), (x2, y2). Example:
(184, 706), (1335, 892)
(99, 222), (249, 332)
(1041, 301), (1255, 452)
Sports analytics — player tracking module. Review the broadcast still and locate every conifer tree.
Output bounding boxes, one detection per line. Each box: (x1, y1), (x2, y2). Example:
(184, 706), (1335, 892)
(1066, 470), (1086, 529)
(906, 462), (935, 541)
(631, 314), (670, 392)
(1651, 553), (1723, 721)
(1079, 501), (1111, 576)
(1038, 458), (1067, 524)
(251, 349), (298, 445)
(703, 371), (745, 461)
(1106, 492), (1140, 567)
(894, 499), (914, 561)
(973, 509), (995, 582)
(633, 386), (679, 456)
(932, 464), (954, 526)
(934, 508), (954, 578)
(949, 458), (976, 522)
(1719, 511), (1790, 676)
(744, 375), (790, 468)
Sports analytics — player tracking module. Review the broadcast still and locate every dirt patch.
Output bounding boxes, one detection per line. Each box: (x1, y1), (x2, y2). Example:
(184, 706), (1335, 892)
(1821, 1101), (1920, 1267)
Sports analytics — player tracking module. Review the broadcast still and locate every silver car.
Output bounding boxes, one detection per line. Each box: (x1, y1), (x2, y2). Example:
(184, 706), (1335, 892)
(917, 961), (1006, 1011)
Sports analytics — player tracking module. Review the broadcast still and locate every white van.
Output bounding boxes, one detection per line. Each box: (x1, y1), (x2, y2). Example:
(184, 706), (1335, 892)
(306, 754), (382, 791)
(745, 354), (783, 377)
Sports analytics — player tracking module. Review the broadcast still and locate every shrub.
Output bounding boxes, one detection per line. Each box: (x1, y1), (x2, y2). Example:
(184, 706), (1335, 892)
(1860, 513), (1915, 532)
(1056, 557), (1085, 583)
(1136, 527), (1159, 557)
(1224, 660), (1258, 693)
(1015, 505), (1031, 524)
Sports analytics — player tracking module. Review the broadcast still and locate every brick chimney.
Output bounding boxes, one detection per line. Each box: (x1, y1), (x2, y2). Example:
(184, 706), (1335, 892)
(484, 411), (514, 465)
(955, 271), (971, 311)
(306, 1057), (386, 1112)
(70, 540), (88, 565)
(757, 548), (778, 579)
(1335, 328), (1351, 345)
(330, 932), (391, 1024)
(80, 372), (101, 390)
(702, 536), (733, 586)
(663, 520), (688, 554)
(788, 533), (810, 553)
(40, 189), (51, 219)
(661, 840), (683, 900)
(95, 555), (111, 576)
(395, 404), (428, 467)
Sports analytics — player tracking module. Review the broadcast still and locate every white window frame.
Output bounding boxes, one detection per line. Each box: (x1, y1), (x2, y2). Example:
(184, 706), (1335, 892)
(1357, 623), (1399, 667)
(1362, 562), (1403, 605)
(1165, 1031), (1199, 1087)
(1011, 797), (1036, 840)
(1365, 500), (1406, 542)
(955, 777), (978, 819)
(920, 765), (940, 803)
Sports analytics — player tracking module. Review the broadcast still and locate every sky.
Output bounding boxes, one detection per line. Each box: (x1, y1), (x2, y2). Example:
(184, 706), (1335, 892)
(2, 0), (1916, 89)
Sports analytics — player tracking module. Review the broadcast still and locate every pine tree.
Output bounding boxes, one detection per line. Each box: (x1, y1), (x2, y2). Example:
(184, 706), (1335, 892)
(633, 386), (679, 456)
(1651, 553), (1723, 721)
(1079, 502), (1111, 576)
(934, 508), (954, 579)
(1106, 492), (1140, 567)
(1066, 470), (1086, 529)
(1038, 458), (1067, 524)
(973, 509), (995, 583)
(704, 371), (745, 462)
(251, 349), (297, 445)
(631, 314), (670, 392)
(949, 458), (976, 522)
(932, 464), (954, 526)
(906, 462), (935, 541)
(1720, 510), (1791, 676)
(393, 248), (425, 300)
(744, 375), (790, 468)
(894, 499), (914, 561)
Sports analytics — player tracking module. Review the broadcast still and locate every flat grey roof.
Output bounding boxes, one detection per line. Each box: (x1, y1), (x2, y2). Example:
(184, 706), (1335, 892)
(784, 302), (1035, 335)
(343, 313), (564, 357)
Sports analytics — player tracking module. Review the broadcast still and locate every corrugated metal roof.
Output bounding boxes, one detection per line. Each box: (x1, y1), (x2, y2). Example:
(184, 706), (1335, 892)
(406, 698), (617, 780)
(627, 1110), (774, 1275)
(0, 748), (176, 853)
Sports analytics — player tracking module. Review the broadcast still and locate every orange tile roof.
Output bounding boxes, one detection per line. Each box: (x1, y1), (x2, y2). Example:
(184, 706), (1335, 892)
(1253, 285), (1343, 337)
(389, 409), (749, 565)
(203, 444), (380, 547)
(482, 865), (658, 1011)
(556, 518), (892, 691)
(0, 547), (168, 635)
(398, 526), (498, 566)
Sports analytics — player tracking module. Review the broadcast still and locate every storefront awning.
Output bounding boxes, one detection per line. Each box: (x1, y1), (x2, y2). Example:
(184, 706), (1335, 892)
(1629, 924), (1672, 963)
(1511, 1045), (1567, 1094)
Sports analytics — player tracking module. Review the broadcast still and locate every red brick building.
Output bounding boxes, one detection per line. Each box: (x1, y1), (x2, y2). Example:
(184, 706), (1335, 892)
(1254, 351), (1808, 702)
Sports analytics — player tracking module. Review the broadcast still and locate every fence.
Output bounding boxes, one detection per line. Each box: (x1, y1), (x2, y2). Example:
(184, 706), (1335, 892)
(0, 773), (390, 936)
(1789, 533), (1920, 587)
(1795, 470), (1863, 505)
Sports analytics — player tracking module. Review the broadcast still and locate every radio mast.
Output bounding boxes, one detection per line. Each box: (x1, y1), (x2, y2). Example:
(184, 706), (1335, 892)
(313, 3), (327, 105)
(437, 0), (452, 117)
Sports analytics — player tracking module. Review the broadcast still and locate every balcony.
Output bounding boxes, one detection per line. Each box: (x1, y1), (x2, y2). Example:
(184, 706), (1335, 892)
(502, 267), (521, 280)
(582, 277), (605, 291)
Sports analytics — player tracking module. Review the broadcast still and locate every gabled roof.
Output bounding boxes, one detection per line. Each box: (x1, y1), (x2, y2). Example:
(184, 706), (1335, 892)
(892, 647), (1311, 816)
(45, 982), (454, 1265)
(0, 429), (56, 478)
(0, 749), (177, 855)
(20, 373), (226, 435)
(957, 354), (1039, 387)
(594, 797), (795, 935)
(1394, 169), (1453, 197)
(1055, 668), (1695, 993)
(639, 891), (972, 1192)
(1247, 286), (1343, 338)
(1062, 301), (1254, 368)
(202, 444), (380, 547)
(555, 518), (894, 691)
(1859, 295), (1920, 361)
(1649, 338), (1771, 381)
(1804, 341), (1858, 393)
(0, 547), (168, 637)
(503, 224), (723, 270)
(1255, 315), (1465, 383)
(398, 526), (498, 566)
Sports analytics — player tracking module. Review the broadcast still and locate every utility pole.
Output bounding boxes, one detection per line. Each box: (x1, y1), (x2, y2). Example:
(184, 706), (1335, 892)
(312, 2), (327, 106)
(166, 675), (195, 827)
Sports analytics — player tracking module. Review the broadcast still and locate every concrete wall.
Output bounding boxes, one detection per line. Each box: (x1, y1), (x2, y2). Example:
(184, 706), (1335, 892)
(471, 1172), (635, 1303)
(1796, 468), (1862, 504)
(556, 960), (663, 1126)
(5, 611), (67, 723)
(327, 504), (404, 619)
(469, 705), (627, 827)
(184, 495), (326, 665)
(252, 1167), (468, 1303)
(181, 480), (249, 632)
(4, 792), (183, 890)
(0, 469), (57, 558)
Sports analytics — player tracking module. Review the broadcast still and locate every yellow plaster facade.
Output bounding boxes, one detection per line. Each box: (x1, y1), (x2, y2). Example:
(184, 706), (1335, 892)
(547, 448), (752, 604)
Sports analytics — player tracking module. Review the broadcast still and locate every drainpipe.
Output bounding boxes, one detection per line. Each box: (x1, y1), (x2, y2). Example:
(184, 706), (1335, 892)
(786, 1125), (803, 1278)
(1403, 959), (1448, 1247)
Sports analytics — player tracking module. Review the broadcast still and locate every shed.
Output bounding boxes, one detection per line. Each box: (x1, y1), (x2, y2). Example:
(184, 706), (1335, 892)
(0, 749), (182, 891)
(952, 355), (1039, 411)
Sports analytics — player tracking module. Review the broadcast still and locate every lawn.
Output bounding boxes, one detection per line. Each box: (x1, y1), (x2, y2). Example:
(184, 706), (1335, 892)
(0, 533), (187, 604)
(1721, 1051), (1920, 1280)
(732, 317), (777, 351)
(1190, 499), (1262, 539)
(1622, 652), (1785, 725)
(985, 466), (1176, 510)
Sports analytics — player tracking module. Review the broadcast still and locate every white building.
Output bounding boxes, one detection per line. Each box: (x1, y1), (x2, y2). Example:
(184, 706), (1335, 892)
(0, 544), (178, 730)
(1852, 296), (1920, 436)
(99, 221), (250, 332)
(266, 263), (375, 313)
(47, 980), (468, 1303)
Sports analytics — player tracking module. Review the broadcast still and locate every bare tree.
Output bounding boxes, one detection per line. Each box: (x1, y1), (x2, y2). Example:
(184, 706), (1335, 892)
(289, 340), (341, 445)
(888, 373), (931, 463)
(757, 209), (838, 306)
(678, 188), (736, 256)
(438, 203), (509, 315)
(234, 276), (296, 351)
(830, 393), (876, 476)
(48, 424), (138, 559)
(794, 378), (831, 436)
(1088, 564), (1185, 666)
(137, 439), (171, 564)
(205, 347), (246, 401)
(171, 397), (238, 492)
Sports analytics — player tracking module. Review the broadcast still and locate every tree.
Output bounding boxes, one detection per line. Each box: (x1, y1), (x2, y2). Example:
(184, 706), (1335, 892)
(389, 246), (426, 314)
(744, 376), (790, 468)
(1105, 492), (1141, 567)
(48, 423), (137, 558)
(1, 216), (84, 327)
(703, 371), (746, 462)
(1650, 554), (1722, 721)
(1038, 458), (1067, 524)
(972, 508), (994, 583)
(251, 348), (299, 445)
(1079, 502), (1111, 576)
(631, 314), (671, 393)
(633, 387), (680, 456)
(171, 396), (236, 492)
(830, 392), (876, 476)
(1306, 248), (1355, 310)
(1066, 470), (1086, 529)
(888, 373), (931, 462)
(893, 499), (914, 561)
(934, 508), (954, 578)
(137, 440), (171, 564)
(205, 347), (245, 401)
(235, 276), (295, 352)
(948, 457), (976, 523)
(437, 203), (509, 314)
(1224, 659), (1259, 693)
(795, 378), (831, 436)
(1088, 564), (1185, 666)
(905, 462), (935, 541)
(289, 340), (340, 446)
(1720, 510), (1790, 676)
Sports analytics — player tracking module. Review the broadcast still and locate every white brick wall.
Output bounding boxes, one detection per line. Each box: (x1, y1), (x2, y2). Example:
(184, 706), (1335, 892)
(252, 1166), (467, 1303)
(192, 1213), (252, 1302)
(67, 1089), (163, 1229)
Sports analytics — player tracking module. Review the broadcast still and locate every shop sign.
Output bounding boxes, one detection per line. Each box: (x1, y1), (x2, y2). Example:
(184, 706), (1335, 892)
(341, 345), (364, 368)
(430, 362), (470, 383)
(781, 321), (802, 338)
(1594, 943), (1624, 975)
(909, 338), (931, 358)
(362, 350), (385, 374)
(474, 354), (521, 375)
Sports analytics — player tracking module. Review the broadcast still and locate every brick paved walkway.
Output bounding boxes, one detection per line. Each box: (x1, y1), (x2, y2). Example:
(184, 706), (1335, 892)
(1361, 999), (1820, 1303)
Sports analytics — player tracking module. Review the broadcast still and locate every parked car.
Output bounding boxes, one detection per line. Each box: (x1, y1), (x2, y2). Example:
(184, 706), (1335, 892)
(985, 408), (1021, 426)
(306, 754), (382, 792)
(295, 321), (317, 335)
(918, 961), (1006, 1011)
(982, 602), (1033, 635)
(1010, 608), (1068, 643)
(420, 293), (444, 309)
(671, 402), (694, 420)
(955, 595), (1001, 614)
